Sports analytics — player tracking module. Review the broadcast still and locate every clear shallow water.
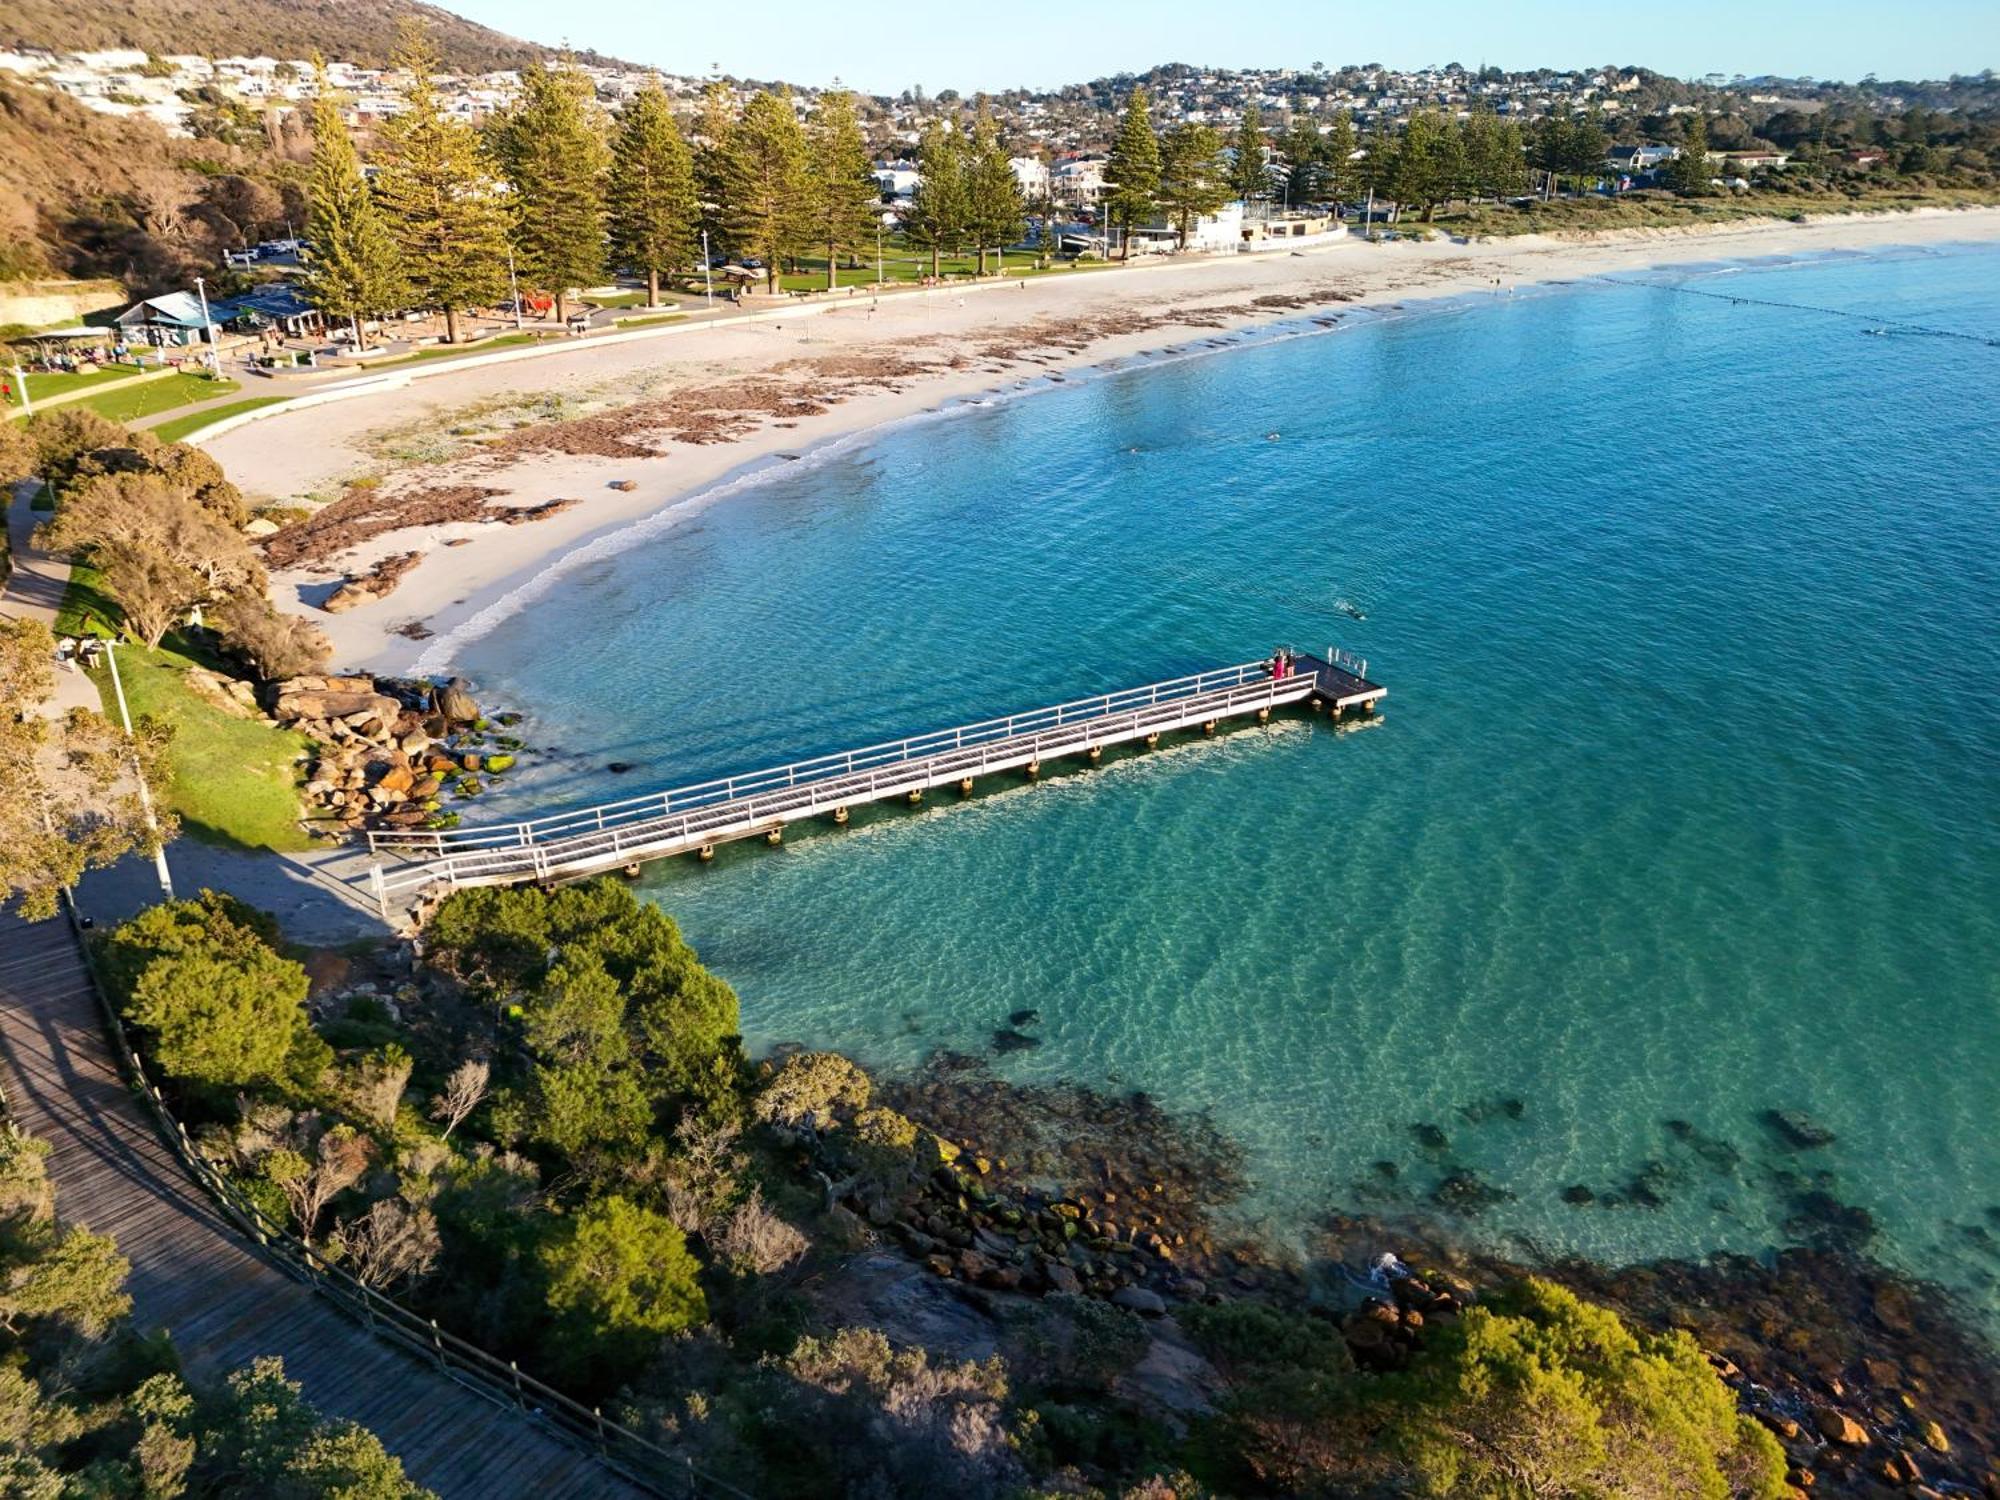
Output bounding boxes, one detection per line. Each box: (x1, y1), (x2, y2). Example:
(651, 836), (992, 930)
(459, 243), (2000, 1308)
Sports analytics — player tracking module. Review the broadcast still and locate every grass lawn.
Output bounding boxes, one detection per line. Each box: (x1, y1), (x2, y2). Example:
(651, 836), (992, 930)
(151, 396), (290, 443)
(612, 312), (689, 329)
(352, 330), (543, 370)
(2, 361), (147, 410)
(80, 372), (241, 423)
(587, 290), (651, 307)
(55, 571), (312, 852)
(769, 246), (1086, 293)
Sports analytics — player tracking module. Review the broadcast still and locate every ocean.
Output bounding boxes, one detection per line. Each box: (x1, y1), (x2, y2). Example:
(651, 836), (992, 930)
(454, 240), (2000, 1312)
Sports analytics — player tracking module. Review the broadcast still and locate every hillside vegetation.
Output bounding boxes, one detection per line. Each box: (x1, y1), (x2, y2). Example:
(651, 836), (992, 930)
(0, 0), (613, 73)
(0, 78), (301, 291)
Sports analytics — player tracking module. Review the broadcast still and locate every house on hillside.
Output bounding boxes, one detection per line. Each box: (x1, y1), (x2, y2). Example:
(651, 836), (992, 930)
(1606, 144), (1678, 171)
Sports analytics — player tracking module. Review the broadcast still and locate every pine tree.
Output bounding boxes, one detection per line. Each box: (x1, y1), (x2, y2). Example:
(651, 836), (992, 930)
(491, 60), (608, 325)
(1391, 112), (1464, 221)
(724, 89), (810, 293)
(900, 117), (967, 278)
(372, 22), (510, 342)
(1230, 101), (1270, 204)
(298, 58), (403, 347)
(1102, 86), (1161, 260)
(607, 78), (697, 307)
(693, 80), (737, 260)
(1156, 123), (1228, 249)
(1320, 110), (1355, 204)
(805, 88), (880, 291)
(1671, 115), (1713, 196)
(963, 106), (1026, 275)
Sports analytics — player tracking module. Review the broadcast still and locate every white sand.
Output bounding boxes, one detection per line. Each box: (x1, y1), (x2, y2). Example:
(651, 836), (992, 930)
(203, 206), (2000, 676)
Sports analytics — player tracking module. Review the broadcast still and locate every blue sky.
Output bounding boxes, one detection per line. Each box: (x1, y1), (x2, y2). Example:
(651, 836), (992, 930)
(450, 0), (1996, 94)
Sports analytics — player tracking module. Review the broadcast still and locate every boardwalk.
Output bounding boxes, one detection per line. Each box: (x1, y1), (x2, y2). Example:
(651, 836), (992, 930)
(0, 917), (650, 1500)
(370, 653), (1385, 918)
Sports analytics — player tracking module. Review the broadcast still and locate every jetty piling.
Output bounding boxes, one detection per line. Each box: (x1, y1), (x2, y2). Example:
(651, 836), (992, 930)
(367, 653), (1384, 919)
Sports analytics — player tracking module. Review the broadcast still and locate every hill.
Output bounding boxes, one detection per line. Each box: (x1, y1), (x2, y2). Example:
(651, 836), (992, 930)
(0, 0), (621, 74)
(0, 77), (300, 295)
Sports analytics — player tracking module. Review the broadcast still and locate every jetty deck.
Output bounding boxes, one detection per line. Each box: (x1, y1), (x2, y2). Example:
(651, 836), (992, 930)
(369, 652), (1384, 918)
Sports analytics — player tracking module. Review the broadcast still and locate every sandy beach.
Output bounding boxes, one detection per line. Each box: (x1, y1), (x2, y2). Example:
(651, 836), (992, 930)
(201, 205), (2000, 676)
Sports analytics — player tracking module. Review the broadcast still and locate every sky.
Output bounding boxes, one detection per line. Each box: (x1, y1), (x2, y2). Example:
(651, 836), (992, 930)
(448, 0), (1997, 95)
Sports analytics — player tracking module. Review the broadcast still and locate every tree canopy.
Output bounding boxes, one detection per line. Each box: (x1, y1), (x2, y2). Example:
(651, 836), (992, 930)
(490, 59), (609, 323)
(607, 78), (699, 306)
(100, 891), (323, 1092)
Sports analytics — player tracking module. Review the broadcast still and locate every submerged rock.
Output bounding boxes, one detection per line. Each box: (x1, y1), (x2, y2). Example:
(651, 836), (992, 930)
(1431, 1169), (1514, 1217)
(1410, 1123), (1450, 1155)
(1763, 1108), (1837, 1150)
(1560, 1184), (1596, 1206)
(1457, 1096), (1526, 1125)
(1008, 1009), (1041, 1028)
(992, 1029), (1041, 1054)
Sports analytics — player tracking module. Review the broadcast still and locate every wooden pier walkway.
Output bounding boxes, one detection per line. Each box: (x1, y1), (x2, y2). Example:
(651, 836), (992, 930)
(370, 653), (1384, 919)
(0, 917), (653, 1500)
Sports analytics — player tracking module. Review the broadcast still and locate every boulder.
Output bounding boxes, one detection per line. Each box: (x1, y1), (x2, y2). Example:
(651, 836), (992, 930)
(1920, 1419), (1949, 1454)
(273, 689), (401, 725)
(1813, 1408), (1867, 1447)
(1110, 1286), (1167, 1316)
(435, 678), (480, 724)
(377, 765), (415, 794)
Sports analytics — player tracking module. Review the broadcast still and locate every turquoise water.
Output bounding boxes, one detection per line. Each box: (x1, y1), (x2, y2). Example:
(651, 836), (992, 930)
(457, 243), (2000, 1307)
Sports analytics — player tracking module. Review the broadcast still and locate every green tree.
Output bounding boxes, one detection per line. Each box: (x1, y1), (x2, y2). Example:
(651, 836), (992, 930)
(692, 80), (736, 259)
(0, 1226), (130, 1338)
(490, 59), (609, 325)
(900, 118), (967, 278)
(299, 59), (404, 348)
(963, 106), (1027, 275)
(804, 88), (881, 290)
(199, 1357), (431, 1497)
(538, 1196), (707, 1384)
(723, 88), (811, 293)
(1462, 105), (1527, 201)
(2, 619), (175, 920)
(607, 80), (697, 308)
(1391, 112), (1466, 221)
(100, 892), (322, 1092)
(1671, 115), (1715, 195)
(1157, 122), (1229, 248)
(1390, 1279), (1786, 1500)
(1230, 101), (1271, 203)
(372, 21), (511, 342)
(1103, 87), (1161, 259)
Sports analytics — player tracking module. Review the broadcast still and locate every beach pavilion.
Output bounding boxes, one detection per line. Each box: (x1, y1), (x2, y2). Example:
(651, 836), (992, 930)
(112, 291), (219, 349)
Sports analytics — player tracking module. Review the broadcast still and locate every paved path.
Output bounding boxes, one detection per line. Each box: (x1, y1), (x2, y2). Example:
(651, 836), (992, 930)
(0, 915), (653, 1500)
(1, 483), (100, 718)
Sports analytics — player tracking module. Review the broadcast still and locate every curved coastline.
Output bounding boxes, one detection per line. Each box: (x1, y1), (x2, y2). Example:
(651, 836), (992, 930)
(202, 205), (2000, 678)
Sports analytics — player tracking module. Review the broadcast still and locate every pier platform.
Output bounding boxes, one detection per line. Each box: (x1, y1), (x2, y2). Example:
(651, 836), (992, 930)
(368, 652), (1383, 919)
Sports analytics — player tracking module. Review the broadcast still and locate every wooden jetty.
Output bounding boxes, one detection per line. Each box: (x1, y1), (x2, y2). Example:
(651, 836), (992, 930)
(0, 917), (657, 1500)
(368, 652), (1384, 920)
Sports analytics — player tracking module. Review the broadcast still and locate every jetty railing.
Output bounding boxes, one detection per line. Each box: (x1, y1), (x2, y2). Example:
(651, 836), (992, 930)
(371, 659), (1288, 858)
(57, 898), (750, 1500)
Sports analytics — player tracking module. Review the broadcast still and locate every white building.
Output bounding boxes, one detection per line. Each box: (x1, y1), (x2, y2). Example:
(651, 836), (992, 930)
(1009, 156), (1049, 197)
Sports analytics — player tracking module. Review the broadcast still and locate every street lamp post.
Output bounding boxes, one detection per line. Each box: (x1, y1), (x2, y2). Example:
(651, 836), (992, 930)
(8, 364), (28, 417)
(701, 230), (714, 309)
(876, 222), (884, 286)
(506, 245), (523, 330)
(100, 639), (174, 902)
(192, 276), (217, 371)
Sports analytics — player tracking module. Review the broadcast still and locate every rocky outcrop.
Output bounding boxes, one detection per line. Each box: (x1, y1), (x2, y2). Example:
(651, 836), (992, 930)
(273, 673), (527, 837)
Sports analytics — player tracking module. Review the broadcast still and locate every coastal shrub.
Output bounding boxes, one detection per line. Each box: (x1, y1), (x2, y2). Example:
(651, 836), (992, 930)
(1183, 1300), (1354, 1382)
(1384, 1278), (1787, 1500)
(754, 1051), (871, 1131)
(1023, 1292), (1150, 1393)
(428, 879), (742, 1120)
(211, 594), (331, 682)
(538, 1196), (708, 1386)
(765, 1327), (1025, 1500)
(100, 892), (324, 1094)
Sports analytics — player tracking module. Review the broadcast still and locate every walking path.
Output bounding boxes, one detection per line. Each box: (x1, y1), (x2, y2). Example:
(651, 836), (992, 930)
(0, 915), (653, 1500)
(1, 483), (99, 718)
